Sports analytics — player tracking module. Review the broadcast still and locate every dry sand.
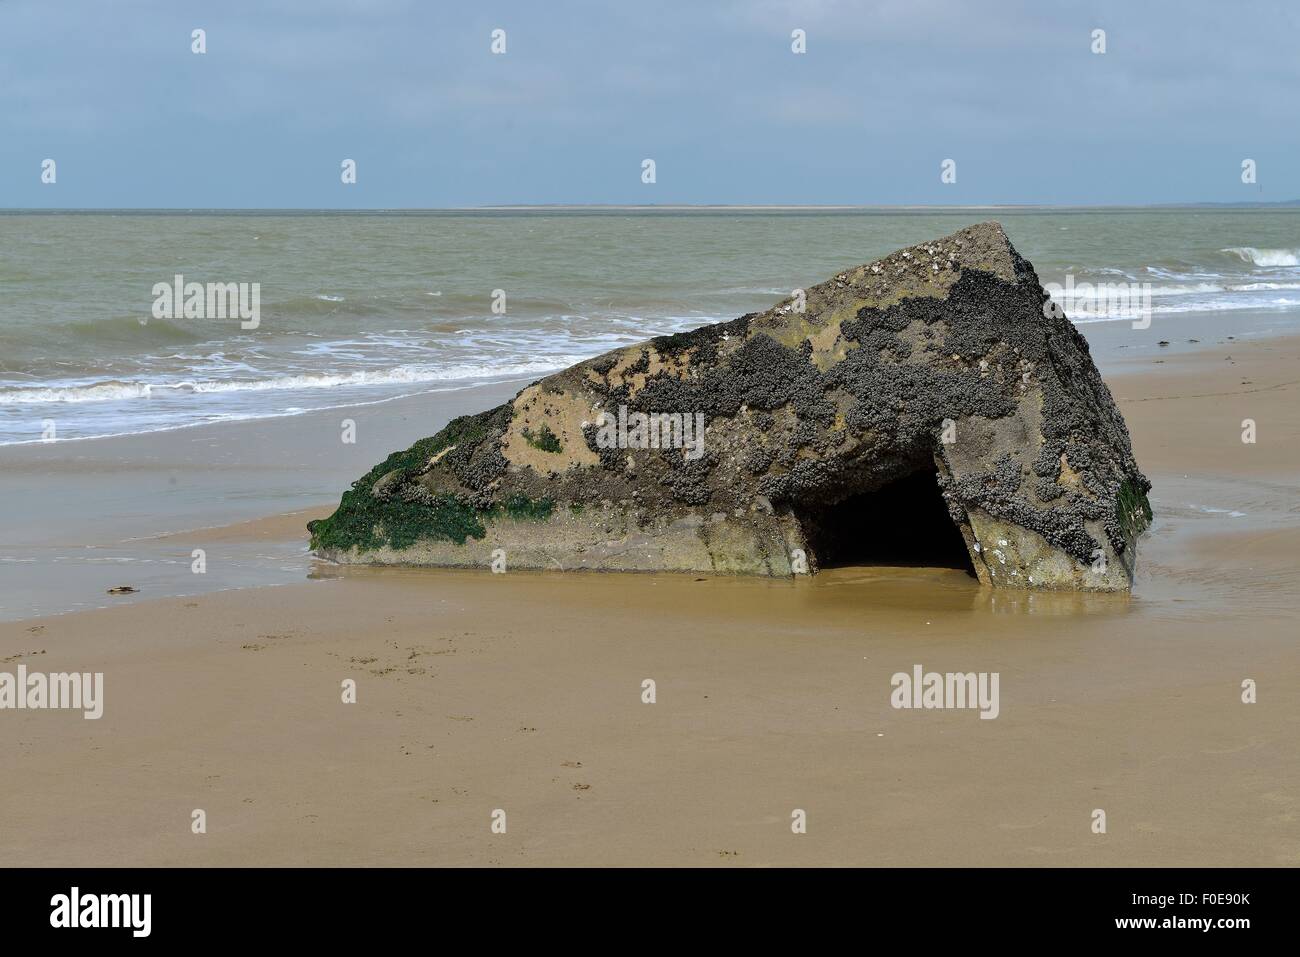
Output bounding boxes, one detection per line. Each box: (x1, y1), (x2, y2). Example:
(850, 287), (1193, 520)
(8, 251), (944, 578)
(2, 335), (1297, 866)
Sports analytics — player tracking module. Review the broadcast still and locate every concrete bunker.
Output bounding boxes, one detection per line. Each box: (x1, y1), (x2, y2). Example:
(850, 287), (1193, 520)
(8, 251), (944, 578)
(310, 222), (1152, 592)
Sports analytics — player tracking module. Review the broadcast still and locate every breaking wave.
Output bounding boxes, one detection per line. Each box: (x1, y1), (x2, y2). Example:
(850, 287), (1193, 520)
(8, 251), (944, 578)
(0, 358), (587, 406)
(1222, 246), (1300, 268)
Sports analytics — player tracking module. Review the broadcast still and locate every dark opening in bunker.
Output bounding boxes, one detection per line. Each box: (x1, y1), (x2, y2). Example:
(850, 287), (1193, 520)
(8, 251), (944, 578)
(795, 469), (976, 574)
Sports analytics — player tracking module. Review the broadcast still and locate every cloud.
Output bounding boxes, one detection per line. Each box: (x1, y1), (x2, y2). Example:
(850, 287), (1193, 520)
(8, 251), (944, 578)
(0, 0), (1295, 206)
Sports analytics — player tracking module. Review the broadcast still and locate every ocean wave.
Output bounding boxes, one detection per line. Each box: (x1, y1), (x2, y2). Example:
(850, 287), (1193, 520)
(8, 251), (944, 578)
(0, 380), (158, 404)
(0, 313), (211, 350)
(1222, 246), (1300, 268)
(0, 386), (483, 447)
(0, 358), (586, 405)
(1053, 280), (1300, 302)
(1068, 296), (1300, 323)
(1146, 283), (1225, 297)
(1060, 282), (1225, 300)
(1229, 281), (1300, 292)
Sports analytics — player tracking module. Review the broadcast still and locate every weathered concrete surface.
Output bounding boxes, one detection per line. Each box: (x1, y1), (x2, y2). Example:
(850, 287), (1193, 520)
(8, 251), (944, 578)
(309, 222), (1152, 590)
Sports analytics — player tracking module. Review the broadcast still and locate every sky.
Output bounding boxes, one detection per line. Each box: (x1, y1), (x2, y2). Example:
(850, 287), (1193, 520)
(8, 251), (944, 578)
(1, 0), (1296, 208)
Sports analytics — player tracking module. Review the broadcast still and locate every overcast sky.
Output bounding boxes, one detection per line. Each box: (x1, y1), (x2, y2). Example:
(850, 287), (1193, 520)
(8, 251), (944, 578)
(1, 0), (1295, 207)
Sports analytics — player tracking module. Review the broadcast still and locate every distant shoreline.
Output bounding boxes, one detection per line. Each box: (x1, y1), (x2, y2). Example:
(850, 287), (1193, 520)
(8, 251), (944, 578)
(3, 202), (1299, 215)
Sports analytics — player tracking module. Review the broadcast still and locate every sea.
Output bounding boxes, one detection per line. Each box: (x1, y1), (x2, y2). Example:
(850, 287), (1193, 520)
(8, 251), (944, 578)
(3, 208), (1300, 447)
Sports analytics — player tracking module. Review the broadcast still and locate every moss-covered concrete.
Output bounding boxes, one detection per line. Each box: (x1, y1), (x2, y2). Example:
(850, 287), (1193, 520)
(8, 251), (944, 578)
(310, 222), (1152, 589)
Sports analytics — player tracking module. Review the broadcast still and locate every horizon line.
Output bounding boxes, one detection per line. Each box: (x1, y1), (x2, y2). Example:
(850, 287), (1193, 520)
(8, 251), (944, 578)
(3, 201), (1298, 214)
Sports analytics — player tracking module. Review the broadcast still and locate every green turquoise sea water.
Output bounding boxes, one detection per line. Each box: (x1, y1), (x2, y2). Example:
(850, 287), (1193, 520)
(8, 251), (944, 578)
(3, 208), (1299, 446)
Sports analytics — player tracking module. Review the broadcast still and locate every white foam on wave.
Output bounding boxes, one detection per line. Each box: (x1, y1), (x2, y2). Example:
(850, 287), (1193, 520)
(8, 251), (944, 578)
(0, 380), (158, 404)
(1051, 258), (1300, 322)
(1063, 282), (1226, 301)
(1222, 246), (1300, 268)
(0, 380), (529, 447)
(0, 357), (588, 405)
(1068, 295), (1300, 324)
(1228, 281), (1300, 292)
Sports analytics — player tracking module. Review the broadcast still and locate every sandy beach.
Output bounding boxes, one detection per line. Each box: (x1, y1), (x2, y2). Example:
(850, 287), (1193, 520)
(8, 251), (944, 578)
(2, 331), (1296, 867)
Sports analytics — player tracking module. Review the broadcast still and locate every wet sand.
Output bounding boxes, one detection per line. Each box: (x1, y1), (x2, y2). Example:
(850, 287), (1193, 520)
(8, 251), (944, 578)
(1, 334), (1297, 866)
(0, 378), (527, 621)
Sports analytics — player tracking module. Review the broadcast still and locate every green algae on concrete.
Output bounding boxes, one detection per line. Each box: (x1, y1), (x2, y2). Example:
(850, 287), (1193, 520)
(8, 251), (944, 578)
(307, 409), (555, 554)
(522, 424), (563, 453)
(1115, 478), (1154, 545)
